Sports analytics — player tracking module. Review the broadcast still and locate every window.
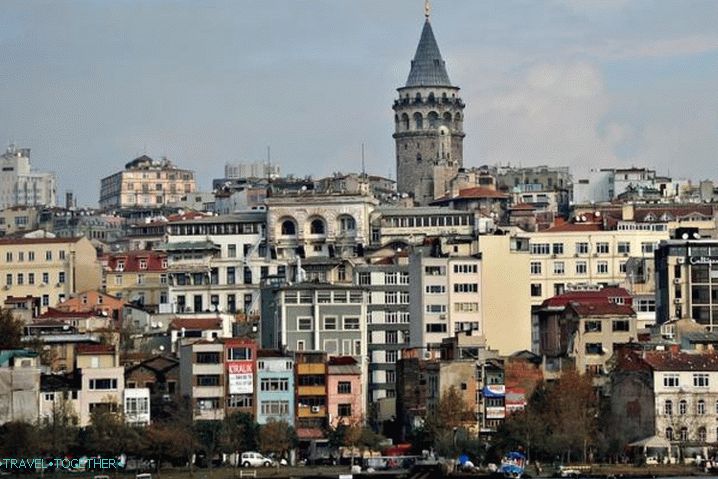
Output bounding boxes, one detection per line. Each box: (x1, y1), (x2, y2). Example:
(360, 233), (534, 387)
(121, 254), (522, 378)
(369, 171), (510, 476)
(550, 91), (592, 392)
(338, 404), (352, 417)
(260, 378), (289, 391)
(575, 261), (587, 274)
(196, 352), (220, 364)
(228, 347), (252, 361)
(597, 261), (608, 274)
(664, 374), (680, 387)
(665, 427), (673, 440)
(596, 242), (609, 254)
(280, 220), (296, 235)
(5, 252), (11, 262)
(454, 283), (478, 293)
(385, 291), (397, 304)
(425, 304), (446, 314)
(227, 244), (237, 258)
(323, 316), (337, 330)
(680, 427), (688, 442)
(339, 216), (356, 233)
(17, 273), (23, 285)
(585, 343), (603, 355)
(196, 375), (220, 386)
(5, 274), (11, 286)
(386, 350), (398, 363)
(309, 218), (325, 234)
(424, 266), (446, 276)
(358, 272), (371, 285)
(636, 298), (656, 312)
(698, 427), (707, 443)
(28, 273), (34, 285)
(553, 262), (565, 275)
(619, 261), (627, 273)
(694, 373), (709, 387)
(317, 291), (331, 303)
(385, 272), (397, 285)
(138, 258), (148, 270)
(641, 242), (656, 254)
(453, 264), (478, 274)
(679, 399), (687, 415)
(617, 242), (631, 254)
(530, 284), (542, 297)
(552, 243), (564, 255)
(386, 331), (398, 344)
(426, 323), (447, 333)
(227, 395), (253, 409)
(42, 295), (49, 306)
(260, 400), (290, 416)
(18, 252), (24, 262)
(89, 378), (118, 390)
(697, 400), (706, 415)
(28, 251), (34, 262)
(530, 243), (550, 255)
(42, 272), (49, 283)
(530, 262), (542, 275)
(338, 381), (352, 394)
(45, 250), (53, 261)
(612, 320), (630, 332)
(664, 400), (673, 416)
(575, 242), (589, 254)
(58, 272), (66, 284)
(137, 274), (145, 285)
(426, 285), (446, 294)
(455, 302), (479, 313)
(343, 317), (360, 330)
(399, 292), (409, 303)
(584, 320), (602, 333)
(298, 318), (312, 331)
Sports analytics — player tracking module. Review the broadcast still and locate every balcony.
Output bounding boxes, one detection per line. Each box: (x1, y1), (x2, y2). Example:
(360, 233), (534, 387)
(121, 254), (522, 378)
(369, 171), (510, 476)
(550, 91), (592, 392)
(297, 363), (326, 375)
(298, 385), (326, 396)
(297, 405), (326, 418)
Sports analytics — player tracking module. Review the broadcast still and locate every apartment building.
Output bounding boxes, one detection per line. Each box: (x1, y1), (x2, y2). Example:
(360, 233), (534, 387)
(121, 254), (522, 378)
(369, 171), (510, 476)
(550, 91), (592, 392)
(371, 206), (476, 248)
(102, 250), (168, 310)
(179, 340), (226, 420)
(99, 155), (196, 209)
(295, 351), (328, 440)
(655, 235), (718, 330)
(327, 356), (363, 427)
(612, 349), (718, 452)
(0, 350), (40, 425)
(224, 338), (257, 417)
(525, 224), (668, 305)
(0, 236), (101, 311)
(76, 344), (125, 427)
(162, 212), (273, 315)
(355, 262), (410, 407)
(0, 145), (56, 210)
(256, 350), (295, 425)
(0, 206), (39, 236)
(260, 283), (368, 362)
(409, 252), (483, 348)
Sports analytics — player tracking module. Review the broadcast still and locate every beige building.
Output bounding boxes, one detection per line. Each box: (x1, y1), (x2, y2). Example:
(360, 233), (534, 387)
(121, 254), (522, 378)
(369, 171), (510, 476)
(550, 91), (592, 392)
(179, 340), (226, 420)
(524, 225), (668, 305)
(0, 206), (39, 236)
(102, 250), (168, 310)
(99, 155), (196, 209)
(0, 236), (101, 312)
(478, 234), (532, 355)
(75, 344), (124, 427)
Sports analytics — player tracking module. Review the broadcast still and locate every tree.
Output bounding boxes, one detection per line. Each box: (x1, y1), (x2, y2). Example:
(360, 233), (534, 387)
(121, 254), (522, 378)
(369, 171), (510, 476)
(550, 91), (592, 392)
(194, 420), (225, 477)
(424, 385), (474, 456)
(258, 419), (297, 462)
(84, 401), (139, 456)
(0, 308), (23, 350)
(38, 395), (80, 457)
(221, 411), (259, 462)
(0, 421), (40, 457)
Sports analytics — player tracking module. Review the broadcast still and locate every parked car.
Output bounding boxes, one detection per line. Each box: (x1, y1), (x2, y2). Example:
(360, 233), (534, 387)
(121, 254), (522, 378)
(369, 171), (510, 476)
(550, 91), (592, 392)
(241, 452), (273, 468)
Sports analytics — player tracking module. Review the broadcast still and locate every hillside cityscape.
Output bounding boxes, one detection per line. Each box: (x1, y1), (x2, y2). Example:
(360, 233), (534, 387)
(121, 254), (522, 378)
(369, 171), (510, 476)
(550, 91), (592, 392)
(3, 1), (718, 475)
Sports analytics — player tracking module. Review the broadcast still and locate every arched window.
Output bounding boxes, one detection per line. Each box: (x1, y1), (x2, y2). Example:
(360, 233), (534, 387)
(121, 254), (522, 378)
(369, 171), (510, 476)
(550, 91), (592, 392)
(401, 113), (410, 131)
(428, 111), (439, 128)
(697, 399), (706, 415)
(416, 153), (422, 163)
(443, 111), (453, 125)
(309, 218), (325, 235)
(698, 427), (707, 442)
(679, 399), (687, 415)
(665, 427), (674, 440)
(413, 112), (423, 129)
(428, 92), (435, 103)
(415, 92), (422, 102)
(455, 112), (462, 122)
(664, 400), (673, 416)
(338, 215), (356, 234)
(280, 219), (296, 235)
(680, 427), (688, 442)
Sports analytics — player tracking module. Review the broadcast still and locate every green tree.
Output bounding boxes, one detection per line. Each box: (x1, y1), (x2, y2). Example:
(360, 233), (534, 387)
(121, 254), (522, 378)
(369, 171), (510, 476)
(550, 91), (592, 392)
(0, 308), (23, 349)
(84, 401), (139, 456)
(424, 385), (474, 456)
(38, 395), (80, 457)
(221, 411), (259, 459)
(0, 421), (40, 457)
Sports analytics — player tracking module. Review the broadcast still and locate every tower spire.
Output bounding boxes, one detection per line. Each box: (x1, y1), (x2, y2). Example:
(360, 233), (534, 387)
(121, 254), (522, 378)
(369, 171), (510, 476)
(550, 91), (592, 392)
(424, 0), (431, 20)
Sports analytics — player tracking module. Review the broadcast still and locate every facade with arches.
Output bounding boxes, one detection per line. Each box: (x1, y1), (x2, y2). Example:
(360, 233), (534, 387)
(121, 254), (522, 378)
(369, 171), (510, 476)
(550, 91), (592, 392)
(393, 17), (466, 206)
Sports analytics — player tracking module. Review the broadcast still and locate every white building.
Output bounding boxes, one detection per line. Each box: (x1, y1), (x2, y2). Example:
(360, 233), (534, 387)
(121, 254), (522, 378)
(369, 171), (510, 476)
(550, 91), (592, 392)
(409, 251), (483, 348)
(0, 145), (56, 210)
(225, 162), (280, 180)
(123, 387), (151, 425)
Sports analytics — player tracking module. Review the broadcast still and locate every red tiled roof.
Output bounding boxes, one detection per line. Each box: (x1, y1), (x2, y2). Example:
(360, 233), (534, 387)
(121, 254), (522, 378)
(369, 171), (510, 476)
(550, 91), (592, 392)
(545, 223), (603, 232)
(641, 351), (718, 371)
(509, 203), (536, 210)
(569, 303), (636, 317)
(76, 344), (115, 354)
(39, 308), (98, 319)
(169, 317), (222, 330)
(541, 288), (632, 309)
(4, 295), (36, 304)
(102, 250), (167, 273)
(328, 356), (358, 366)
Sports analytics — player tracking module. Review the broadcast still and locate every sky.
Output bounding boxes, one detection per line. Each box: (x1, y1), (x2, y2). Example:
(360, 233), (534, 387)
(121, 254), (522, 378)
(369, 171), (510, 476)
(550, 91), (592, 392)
(2, 0), (718, 206)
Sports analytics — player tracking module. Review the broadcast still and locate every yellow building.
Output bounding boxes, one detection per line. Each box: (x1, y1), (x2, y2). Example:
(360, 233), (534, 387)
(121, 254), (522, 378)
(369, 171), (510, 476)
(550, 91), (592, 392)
(0, 236), (101, 312)
(101, 250), (168, 311)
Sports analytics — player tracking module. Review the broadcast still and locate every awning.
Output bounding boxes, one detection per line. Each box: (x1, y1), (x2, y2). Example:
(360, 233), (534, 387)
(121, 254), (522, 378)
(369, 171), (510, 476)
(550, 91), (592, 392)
(629, 435), (671, 449)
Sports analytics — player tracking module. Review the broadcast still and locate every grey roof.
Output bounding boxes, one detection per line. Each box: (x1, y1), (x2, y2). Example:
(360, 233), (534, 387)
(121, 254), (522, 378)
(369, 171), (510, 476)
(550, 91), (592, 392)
(156, 240), (220, 252)
(405, 20), (452, 87)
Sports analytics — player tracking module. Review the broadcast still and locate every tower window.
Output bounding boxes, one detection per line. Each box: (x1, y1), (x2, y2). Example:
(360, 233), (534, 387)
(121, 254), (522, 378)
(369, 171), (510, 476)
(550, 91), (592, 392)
(281, 219), (296, 235)
(413, 112), (423, 129)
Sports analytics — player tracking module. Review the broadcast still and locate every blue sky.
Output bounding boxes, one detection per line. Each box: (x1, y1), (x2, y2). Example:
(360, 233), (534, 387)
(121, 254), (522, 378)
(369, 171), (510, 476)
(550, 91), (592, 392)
(2, 0), (718, 205)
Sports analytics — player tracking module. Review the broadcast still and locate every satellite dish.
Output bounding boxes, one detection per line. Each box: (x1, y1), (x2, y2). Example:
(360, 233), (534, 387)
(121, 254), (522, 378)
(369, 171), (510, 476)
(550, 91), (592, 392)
(581, 215), (587, 221)
(693, 233), (701, 239)
(595, 211), (601, 217)
(682, 233), (689, 240)
(159, 345), (165, 351)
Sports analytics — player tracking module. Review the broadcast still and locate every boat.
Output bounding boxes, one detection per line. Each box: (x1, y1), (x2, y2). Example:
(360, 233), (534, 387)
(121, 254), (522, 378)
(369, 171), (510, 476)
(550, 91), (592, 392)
(497, 451), (526, 478)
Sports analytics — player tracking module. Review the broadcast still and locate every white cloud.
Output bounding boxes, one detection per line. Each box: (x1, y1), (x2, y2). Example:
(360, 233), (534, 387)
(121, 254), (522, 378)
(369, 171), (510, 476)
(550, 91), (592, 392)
(574, 35), (718, 60)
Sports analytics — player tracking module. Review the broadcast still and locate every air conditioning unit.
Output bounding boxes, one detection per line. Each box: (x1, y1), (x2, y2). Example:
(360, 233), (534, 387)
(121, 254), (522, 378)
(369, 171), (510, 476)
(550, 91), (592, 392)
(623, 253), (629, 257)
(674, 299), (682, 304)
(574, 253), (579, 258)
(677, 257), (686, 264)
(311, 406), (321, 413)
(673, 278), (681, 284)
(439, 314), (447, 319)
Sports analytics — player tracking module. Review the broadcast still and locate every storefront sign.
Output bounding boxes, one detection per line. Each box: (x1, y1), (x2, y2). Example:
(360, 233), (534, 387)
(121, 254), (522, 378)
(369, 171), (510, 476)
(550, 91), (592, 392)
(228, 361), (253, 394)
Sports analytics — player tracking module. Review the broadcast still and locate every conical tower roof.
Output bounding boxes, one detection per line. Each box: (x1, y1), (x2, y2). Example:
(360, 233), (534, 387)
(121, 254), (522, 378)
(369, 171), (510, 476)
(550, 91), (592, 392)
(405, 19), (452, 87)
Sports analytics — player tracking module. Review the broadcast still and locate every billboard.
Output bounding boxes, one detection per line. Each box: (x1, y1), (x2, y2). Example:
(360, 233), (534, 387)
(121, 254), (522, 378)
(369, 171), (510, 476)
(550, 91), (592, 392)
(228, 361), (253, 394)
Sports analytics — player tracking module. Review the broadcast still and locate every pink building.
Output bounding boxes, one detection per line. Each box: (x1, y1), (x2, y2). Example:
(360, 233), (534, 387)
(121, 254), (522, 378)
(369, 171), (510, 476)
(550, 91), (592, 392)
(327, 356), (363, 427)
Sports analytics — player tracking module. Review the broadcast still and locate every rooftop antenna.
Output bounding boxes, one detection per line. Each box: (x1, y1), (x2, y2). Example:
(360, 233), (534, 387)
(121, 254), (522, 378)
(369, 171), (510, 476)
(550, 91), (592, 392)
(361, 143), (366, 177)
(266, 145), (271, 182)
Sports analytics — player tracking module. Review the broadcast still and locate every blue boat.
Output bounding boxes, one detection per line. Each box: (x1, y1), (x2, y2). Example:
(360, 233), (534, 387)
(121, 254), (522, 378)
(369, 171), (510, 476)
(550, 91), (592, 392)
(498, 451), (526, 478)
